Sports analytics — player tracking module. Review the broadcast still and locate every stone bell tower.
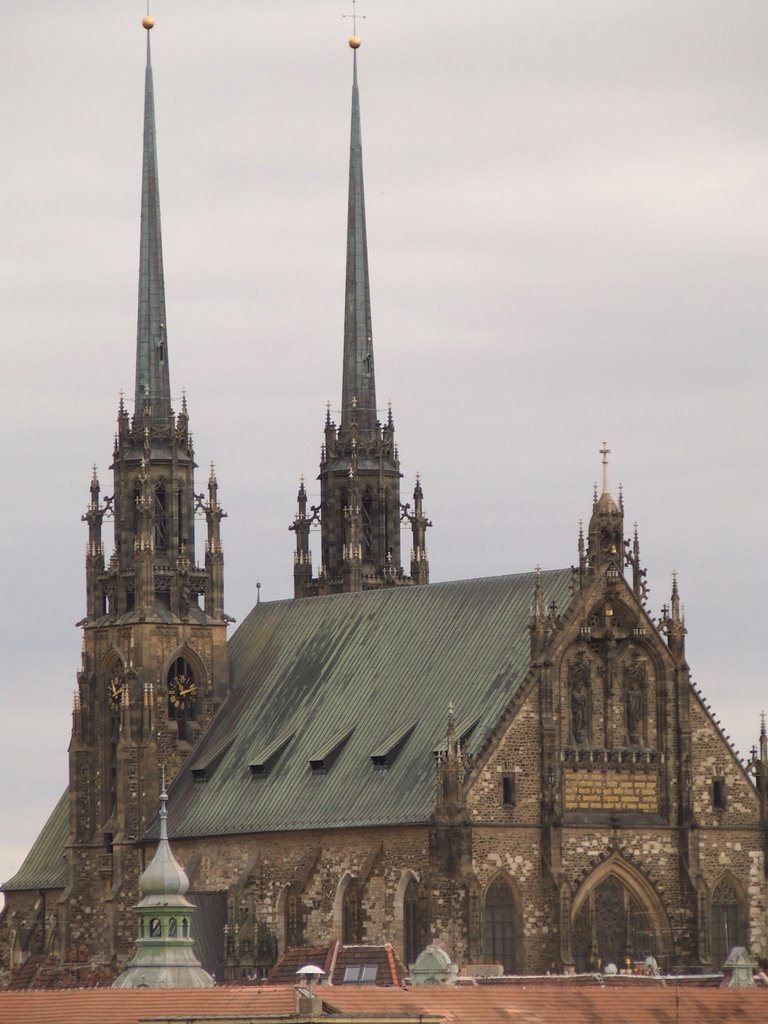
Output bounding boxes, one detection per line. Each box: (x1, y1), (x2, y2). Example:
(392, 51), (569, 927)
(62, 17), (230, 969)
(290, 36), (430, 597)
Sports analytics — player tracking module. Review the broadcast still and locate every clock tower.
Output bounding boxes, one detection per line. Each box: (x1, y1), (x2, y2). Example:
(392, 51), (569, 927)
(61, 18), (230, 967)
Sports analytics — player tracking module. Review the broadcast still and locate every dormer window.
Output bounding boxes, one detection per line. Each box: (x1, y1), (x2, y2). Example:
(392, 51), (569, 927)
(370, 723), (416, 771)
(249, 732), (294, 777)
(309, 728), (353, 774)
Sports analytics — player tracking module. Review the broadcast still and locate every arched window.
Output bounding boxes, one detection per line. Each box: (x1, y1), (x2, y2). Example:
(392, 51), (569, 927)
(168, 917), (178, 937)
(285, 890), (304, 948)
(361, 489), (374, 563)
(403, 878), (421, 966)
(343, 878), (363, 944)
(573, 875), (657, 972)
(181, 918), (189, 938)
(167, 655), (199, 740)
(150, 918), (162, 938)
(175, 484), (183, 553)
(711, 877), (744, 970)
(484, 877), (518, 973)
(105, 659), (125, 819)
(154, 483), (168, 551)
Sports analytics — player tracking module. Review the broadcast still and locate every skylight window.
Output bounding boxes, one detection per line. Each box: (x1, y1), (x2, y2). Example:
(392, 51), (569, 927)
(343, 964), (378, 983)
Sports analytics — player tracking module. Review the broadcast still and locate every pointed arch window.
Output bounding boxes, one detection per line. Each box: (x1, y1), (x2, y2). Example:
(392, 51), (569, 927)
(285, 890), (304, 949)
(167, 655), (199, 741)
(175, 484), (184, 554)
(105, 658), (125, 819)
(154, 482), (168, 551)
(711, 877), (744, 970)
(484, 877), (519, 974)
(342, 878), (363, 945)
(573, 875), (658, 973)
(403, 877), (426, 966)
(361, 488), (374, 563)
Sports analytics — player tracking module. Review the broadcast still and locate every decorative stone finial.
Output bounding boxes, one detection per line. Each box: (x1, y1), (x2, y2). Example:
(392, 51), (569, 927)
(600, 441), (611, 495)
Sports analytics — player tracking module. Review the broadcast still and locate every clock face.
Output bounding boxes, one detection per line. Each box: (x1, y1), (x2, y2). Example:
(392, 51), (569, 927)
(168, 673), (198, 711)
(108, 675), (125, 711)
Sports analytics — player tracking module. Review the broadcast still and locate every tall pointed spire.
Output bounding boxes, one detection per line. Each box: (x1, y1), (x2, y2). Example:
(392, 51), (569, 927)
(290, 32), (430, 597)
(134, 16), (171, 422)
(340, 39), (376, 439)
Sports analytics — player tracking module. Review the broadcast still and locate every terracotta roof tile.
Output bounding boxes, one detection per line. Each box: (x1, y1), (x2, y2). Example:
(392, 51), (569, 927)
(0, 982), (765, 1024)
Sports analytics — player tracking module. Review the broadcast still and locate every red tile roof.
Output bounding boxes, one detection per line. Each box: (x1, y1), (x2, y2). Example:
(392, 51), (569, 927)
(0, 982), (766, 1024)
(267, 941), (406, 987)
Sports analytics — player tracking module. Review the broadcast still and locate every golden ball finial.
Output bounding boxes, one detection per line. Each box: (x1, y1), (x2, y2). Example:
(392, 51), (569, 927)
(349, 35), (361, 49)
(142, 15), (155, 30)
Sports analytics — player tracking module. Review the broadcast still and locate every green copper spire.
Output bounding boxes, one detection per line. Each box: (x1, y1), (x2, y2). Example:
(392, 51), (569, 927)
(113, 778), (213, 989)
(340, 43), (377, 440)
(134, 19), (171, 422)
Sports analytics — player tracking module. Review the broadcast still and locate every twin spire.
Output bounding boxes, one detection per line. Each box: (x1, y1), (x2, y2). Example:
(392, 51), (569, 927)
(129, 21), (429, 597)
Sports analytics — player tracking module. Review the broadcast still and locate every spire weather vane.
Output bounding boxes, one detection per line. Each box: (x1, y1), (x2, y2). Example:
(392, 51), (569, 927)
(342, 0), (366, 35)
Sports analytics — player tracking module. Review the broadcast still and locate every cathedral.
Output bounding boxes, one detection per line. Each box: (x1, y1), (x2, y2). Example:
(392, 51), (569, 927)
(2, 18), (767, 987)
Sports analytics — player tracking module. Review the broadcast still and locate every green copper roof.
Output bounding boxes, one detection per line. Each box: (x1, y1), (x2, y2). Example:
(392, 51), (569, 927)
(162, 570), (573, 839)
(3, 790), (67, 892)
(340, 49), (377, 440)
(134, 27), (171, 421)
(113, 786), (213, 989)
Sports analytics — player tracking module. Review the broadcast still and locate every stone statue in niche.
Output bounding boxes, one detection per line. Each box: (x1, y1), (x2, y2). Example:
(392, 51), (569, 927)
(569, 652), (591, 745)
(624, 652), (647, 746)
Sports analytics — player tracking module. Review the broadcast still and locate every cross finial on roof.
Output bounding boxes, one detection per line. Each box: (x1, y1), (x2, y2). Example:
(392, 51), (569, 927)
(600, 441), (611, 494)
(342, 0), (366, 36)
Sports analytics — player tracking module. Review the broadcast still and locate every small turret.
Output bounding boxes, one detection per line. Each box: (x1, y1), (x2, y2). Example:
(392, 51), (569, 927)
(666, 571), (686, 659)
(437, 703), (464, 816)
(113, 775), (213, 988)
(204, 463), (226, 619)
(586, 443), (624, 573)
(405, 473), (431, 585)
(83, 466), (106, 620)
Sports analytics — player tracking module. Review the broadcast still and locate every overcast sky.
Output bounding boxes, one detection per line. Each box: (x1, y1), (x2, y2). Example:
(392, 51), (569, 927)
(2, 1), (766, 890)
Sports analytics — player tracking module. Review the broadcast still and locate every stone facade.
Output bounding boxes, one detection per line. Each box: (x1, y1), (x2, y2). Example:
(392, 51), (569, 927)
(4, 454), (767, 986)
